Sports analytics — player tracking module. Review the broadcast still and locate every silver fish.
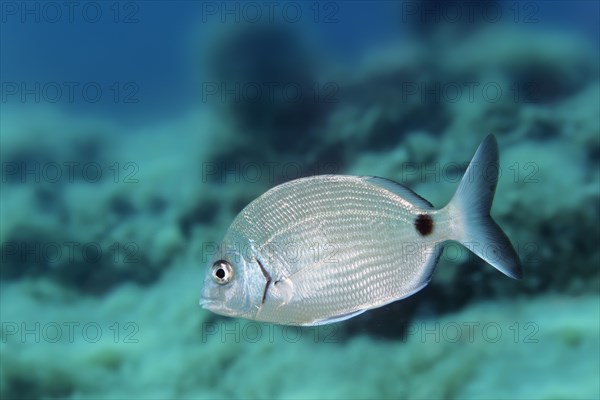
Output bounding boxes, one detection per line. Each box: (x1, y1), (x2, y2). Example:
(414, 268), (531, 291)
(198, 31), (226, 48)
(200, 135), (522, 326)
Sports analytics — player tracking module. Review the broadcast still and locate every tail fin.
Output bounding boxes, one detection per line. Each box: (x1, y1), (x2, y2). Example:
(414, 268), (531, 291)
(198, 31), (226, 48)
(445, 134), (523, 279)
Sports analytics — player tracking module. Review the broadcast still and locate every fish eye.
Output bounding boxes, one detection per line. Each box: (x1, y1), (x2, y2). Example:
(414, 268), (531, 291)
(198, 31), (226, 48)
(211, 260), (233, 285)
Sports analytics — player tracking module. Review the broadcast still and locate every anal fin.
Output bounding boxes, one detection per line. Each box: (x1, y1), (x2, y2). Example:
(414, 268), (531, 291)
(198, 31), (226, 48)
(305, 309), (367, 326)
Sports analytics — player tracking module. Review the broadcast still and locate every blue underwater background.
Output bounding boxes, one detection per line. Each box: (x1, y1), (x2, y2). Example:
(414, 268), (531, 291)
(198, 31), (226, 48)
(1, 1), (599, 399)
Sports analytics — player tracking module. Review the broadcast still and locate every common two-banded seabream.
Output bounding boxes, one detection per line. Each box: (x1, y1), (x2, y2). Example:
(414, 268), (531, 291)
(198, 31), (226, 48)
(200, 135), (522, 326)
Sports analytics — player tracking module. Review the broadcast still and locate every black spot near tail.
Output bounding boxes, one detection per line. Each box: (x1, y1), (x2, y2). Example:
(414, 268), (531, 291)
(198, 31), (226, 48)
(415, 214), (434, 236)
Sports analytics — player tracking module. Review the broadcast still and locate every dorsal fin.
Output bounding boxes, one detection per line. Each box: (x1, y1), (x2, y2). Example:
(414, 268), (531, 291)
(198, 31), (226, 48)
(362, 176), (435, 209)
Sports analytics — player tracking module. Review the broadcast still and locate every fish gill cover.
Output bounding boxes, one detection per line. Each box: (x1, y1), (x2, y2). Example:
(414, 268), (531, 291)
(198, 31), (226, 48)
(0, 1), (598, 399)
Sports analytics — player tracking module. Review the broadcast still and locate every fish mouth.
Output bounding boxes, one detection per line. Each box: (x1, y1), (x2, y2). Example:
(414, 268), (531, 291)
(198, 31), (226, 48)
(199, 297), (229, 314)
(199, 298), (235, 318)
(199, 297), (217, 309)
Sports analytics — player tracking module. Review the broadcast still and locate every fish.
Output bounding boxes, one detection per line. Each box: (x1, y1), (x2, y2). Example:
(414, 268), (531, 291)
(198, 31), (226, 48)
(200, 134), (522, 326)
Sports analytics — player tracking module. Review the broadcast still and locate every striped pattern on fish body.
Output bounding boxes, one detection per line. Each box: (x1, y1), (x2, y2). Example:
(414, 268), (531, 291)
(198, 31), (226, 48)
(235, 176), (440, 324)
(200, 135), (522, 326)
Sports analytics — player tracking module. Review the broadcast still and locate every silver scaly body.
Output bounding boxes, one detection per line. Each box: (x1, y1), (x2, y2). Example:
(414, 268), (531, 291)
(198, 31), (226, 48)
(200, 135), (522, 326)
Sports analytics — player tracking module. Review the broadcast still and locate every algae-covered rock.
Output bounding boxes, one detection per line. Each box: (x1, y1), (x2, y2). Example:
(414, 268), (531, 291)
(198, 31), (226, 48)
(0, 110), (227, 293)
